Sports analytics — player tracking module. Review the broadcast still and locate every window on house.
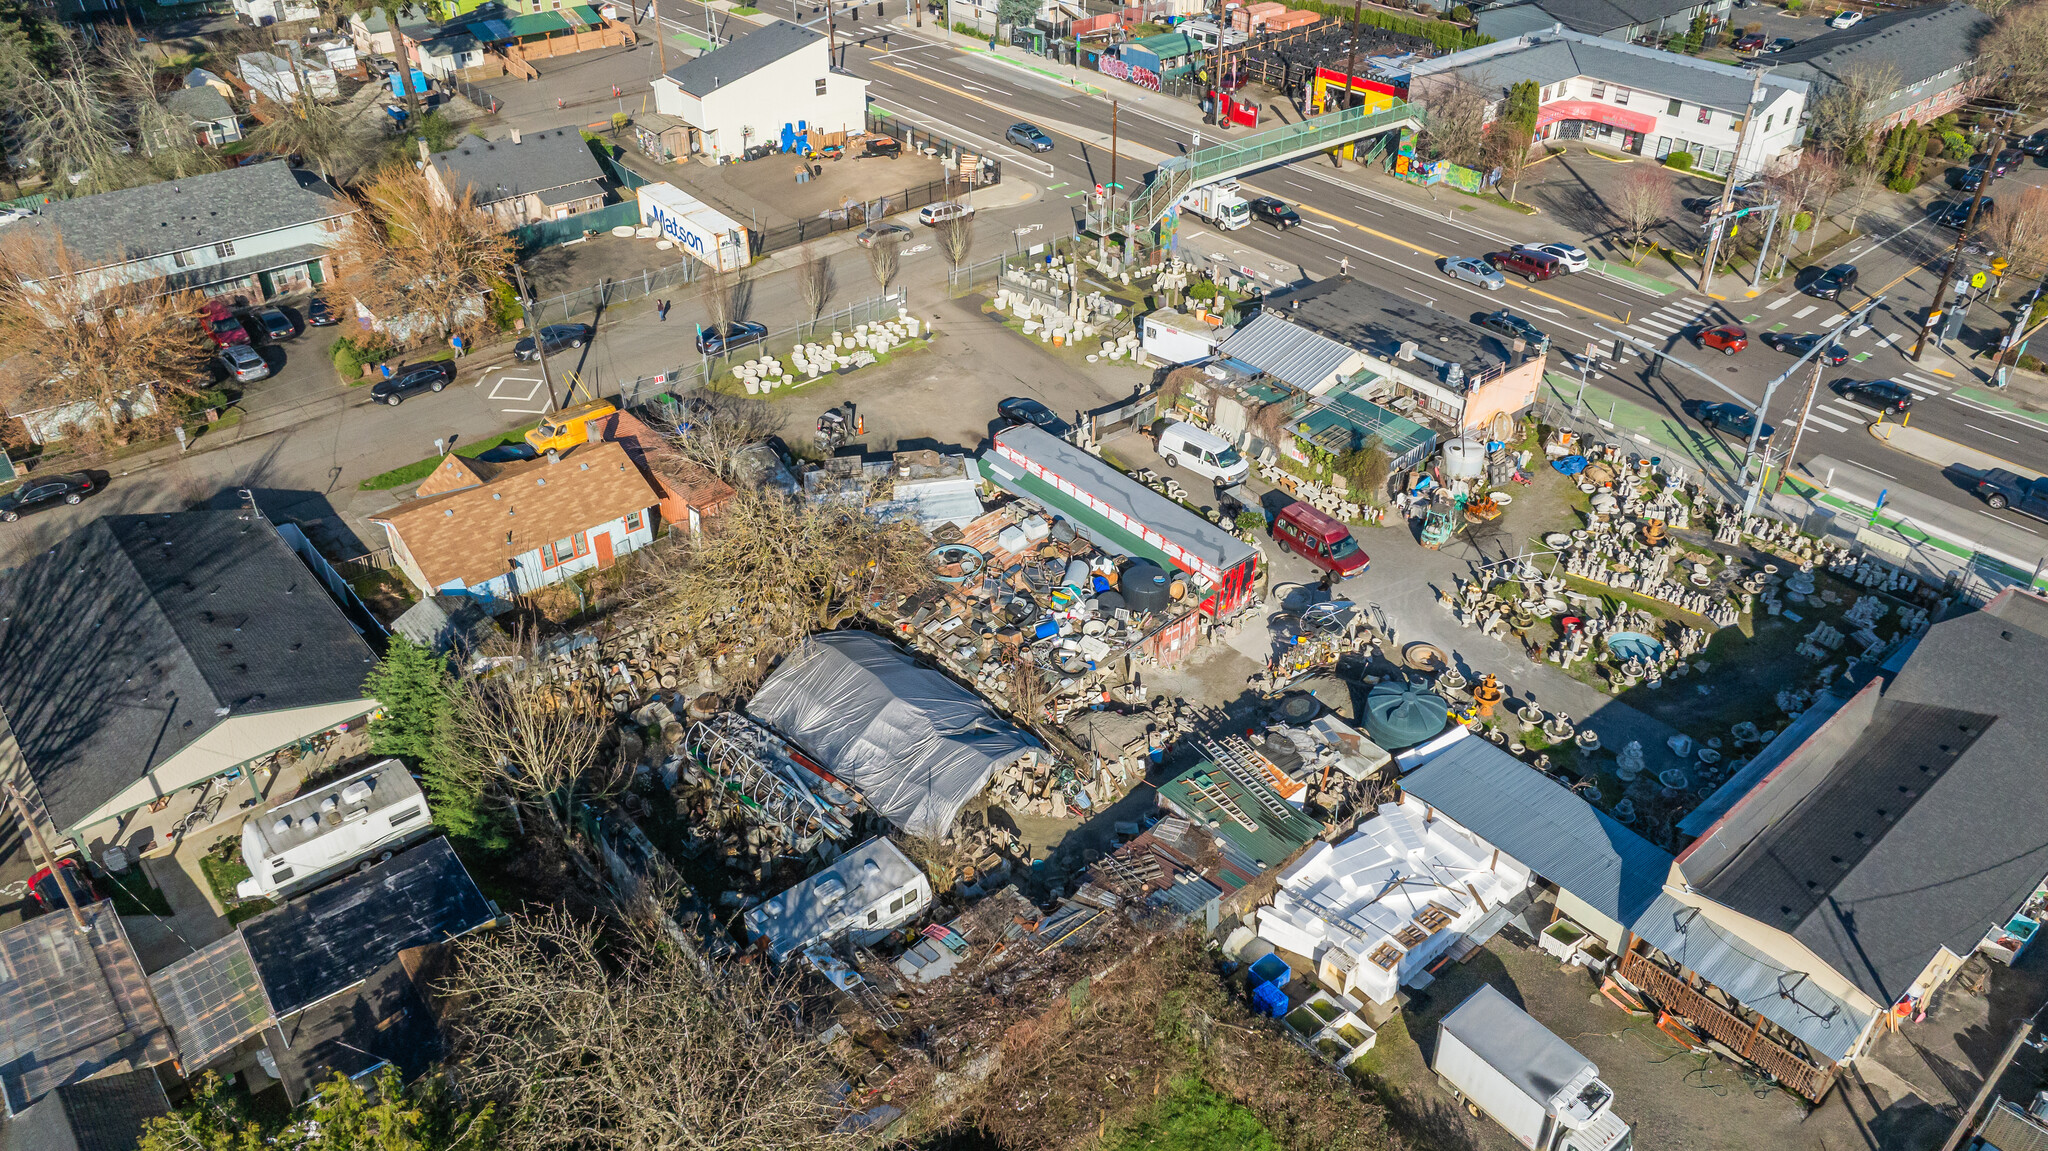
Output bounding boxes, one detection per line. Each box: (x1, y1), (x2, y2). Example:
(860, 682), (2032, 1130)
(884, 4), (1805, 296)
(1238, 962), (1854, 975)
(1591, 81), (1606, 99)
(625, 510), (643, 532)
(215, 240), (235, 258)
(172, 249), (197, 268)
(548, 535), (576, 567)
(573, 530), (587, 556)
(816, 78), (828, 95)
(1698, 106), (1712, 124)
(1668, 97), (1682, 116)
(1614, 87), (1630, 105)
(1764, 113), (1774, 132)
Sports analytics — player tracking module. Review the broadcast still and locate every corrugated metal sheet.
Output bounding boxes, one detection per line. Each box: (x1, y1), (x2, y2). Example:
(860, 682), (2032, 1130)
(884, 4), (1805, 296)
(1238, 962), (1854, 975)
(1217, 313), (1359, 393)
(1630, 893), (1874, 1062)
(1401, 737), (1671, 929)
(1156, 760), (1323, 882)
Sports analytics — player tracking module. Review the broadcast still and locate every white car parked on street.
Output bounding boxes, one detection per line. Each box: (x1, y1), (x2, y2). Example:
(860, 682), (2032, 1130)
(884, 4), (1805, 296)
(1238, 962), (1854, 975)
(1520, 242), (1589, 273)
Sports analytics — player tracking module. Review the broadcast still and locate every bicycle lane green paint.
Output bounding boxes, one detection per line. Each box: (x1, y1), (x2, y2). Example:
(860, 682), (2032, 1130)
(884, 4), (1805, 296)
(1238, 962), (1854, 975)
(1590, 260), (1679, 295)
(1953, 385), (2048, 427)
(1541, 373), (1745, 478)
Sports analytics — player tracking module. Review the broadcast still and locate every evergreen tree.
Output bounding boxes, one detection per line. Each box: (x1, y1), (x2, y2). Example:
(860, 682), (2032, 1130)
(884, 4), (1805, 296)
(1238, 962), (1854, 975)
(362, 637), (502, 848)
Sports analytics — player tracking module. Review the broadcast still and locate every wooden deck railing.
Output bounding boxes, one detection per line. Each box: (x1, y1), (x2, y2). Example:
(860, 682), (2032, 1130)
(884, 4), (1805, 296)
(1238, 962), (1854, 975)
(1620, 950), (1837, 1102)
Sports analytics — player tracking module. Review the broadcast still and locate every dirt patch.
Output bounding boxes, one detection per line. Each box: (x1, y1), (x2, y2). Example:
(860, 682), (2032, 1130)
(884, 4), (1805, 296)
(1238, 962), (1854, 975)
(663, 148), (955, 232)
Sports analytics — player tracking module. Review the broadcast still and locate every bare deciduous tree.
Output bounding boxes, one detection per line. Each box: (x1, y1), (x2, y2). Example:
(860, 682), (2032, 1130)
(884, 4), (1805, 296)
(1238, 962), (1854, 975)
(628, 487), (937, 689)
(938, 214), (975, 271)
(866, 236), (900, 294)
(1614, 164), (1670, 264)
(696, 263), (741, 340)
(329, 165), (516, 349)
(1996, 184), (2048, 283)
(106, 43), (215, 181)
(452, 911), (865, 1151)
(646, 390), (781, 483)
(1840, 161), (1884, 235)
(445, 655), (625, 837)
(1985, 2), (2048, 108)
(1806, 62), (1902, 165)
(1411, 75), (1488, 169)
(0, 231), (215, 450)
(244, 84), (375, 184)
(795, 244), (831, 322)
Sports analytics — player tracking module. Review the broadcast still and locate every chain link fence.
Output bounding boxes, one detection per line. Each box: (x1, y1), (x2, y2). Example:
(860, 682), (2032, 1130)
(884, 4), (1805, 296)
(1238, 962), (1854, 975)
(691, 290), (910, 385)
(524, 261), (705, 329)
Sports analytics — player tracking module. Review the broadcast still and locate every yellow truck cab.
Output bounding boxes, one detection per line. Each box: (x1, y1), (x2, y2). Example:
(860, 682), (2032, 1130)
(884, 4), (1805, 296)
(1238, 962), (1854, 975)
(525, 398), (618, 454)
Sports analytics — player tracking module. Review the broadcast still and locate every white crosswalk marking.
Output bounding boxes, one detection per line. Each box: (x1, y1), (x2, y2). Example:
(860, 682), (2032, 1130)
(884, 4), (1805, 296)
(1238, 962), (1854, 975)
(1635, 318), (1683, 334)
(1878, 332), (1902, 345)
(1793, 305), (1819, 319)
(1767, 296), (1792, 310)
(1896, 379), (1943, 396)
(1818, 402), (1868, 422)
(1900, 371), (1943, 388)
(1822, 313), (1848, 328)
(1801, 411), (1851, 432)
(1848, 325), (1871, 338)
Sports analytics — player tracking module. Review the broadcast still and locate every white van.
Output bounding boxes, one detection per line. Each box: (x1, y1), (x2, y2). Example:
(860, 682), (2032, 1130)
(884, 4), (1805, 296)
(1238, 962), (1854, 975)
(1156, 421), (1249, 484)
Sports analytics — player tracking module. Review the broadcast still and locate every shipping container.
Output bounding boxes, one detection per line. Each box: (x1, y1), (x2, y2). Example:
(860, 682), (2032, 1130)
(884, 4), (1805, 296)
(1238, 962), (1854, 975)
(637, 182), (751, 272)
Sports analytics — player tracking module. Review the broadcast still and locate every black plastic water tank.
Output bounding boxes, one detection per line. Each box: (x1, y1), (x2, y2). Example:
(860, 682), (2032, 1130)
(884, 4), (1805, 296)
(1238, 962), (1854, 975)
(1121, 561), (1172, 612)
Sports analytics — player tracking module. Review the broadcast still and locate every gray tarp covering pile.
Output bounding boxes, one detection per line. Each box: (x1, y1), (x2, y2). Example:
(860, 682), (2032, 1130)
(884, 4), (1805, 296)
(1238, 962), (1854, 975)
(746, 631), (1038, 837)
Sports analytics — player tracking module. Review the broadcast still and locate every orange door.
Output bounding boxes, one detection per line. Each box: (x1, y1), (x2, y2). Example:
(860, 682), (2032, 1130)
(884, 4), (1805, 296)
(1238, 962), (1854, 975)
(594, 531), (615, 568)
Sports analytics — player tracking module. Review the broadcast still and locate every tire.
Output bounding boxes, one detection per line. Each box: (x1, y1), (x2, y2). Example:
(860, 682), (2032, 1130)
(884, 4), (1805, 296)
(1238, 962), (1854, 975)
(1164, 453), (1179, 468)
(430, 381), (444, 392)
(64, 493), (80, 504)
(1989, 493), (2010, 509)
(570, 339), (584, 348)
(1723, 346), (1738, 356)
(3, 511), (17, 522)
(1526, 273), (1539, 283)
(386, 395), (402, 406)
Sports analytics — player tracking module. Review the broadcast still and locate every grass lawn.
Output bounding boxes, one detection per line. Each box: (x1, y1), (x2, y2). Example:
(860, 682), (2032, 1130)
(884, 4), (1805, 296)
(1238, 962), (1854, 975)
(358, 421), (541, 490)
(1101, 1077), (1283, 1151)
(342, 345), (457, 387)
(197, 849), (277, 925)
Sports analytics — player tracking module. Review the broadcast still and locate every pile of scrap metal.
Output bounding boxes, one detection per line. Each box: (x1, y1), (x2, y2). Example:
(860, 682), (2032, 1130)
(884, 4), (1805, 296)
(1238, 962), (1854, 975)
(887, 498), (1208, 725)
(574, 800), (731, 960)
(669, 712), (867, 879)
(1223, 716), (1395, 825)
(892, 885), (1114, 986)
(1074, 814), (1233, 928)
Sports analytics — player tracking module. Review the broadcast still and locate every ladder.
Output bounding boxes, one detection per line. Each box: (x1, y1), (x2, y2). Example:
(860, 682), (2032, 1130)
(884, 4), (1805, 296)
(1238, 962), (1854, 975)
(1200, 737), (1293, 824)
(1183, 772), (1260, 833)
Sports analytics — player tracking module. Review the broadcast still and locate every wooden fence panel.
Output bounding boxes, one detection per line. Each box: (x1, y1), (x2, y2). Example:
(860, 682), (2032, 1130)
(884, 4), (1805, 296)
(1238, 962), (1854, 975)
(1620, 950), (1836, 1102)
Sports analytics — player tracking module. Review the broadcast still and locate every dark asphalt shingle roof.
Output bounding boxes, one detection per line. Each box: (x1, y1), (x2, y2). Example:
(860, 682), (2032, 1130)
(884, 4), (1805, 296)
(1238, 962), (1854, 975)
(0, 512), (378, 830)
(163, 85), (235, 125)
(21, 162), (350, 272)
(1680, 591), (2048, 1004)
(429, 126), (609, 207)
(240, 838), (494, 1018)
(264, 948), (448, 1103)
(660, 19), (822, 97)
(0, 1068), (171, 1151)
(1402, 735), (1673, 928)
(1769, 2), (1990, 103)
(1259, 276), (1514, 375)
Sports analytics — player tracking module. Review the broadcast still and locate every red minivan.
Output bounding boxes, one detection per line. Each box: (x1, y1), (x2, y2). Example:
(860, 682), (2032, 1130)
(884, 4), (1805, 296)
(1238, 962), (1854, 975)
(1485, 248), (1562, 283)
(1273, 501), (1369, 578)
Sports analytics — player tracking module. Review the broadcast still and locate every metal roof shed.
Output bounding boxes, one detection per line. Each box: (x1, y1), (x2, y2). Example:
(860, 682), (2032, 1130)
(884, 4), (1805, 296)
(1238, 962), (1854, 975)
(1401, 735), (1672, 945)
(983, 424), (1258, 616)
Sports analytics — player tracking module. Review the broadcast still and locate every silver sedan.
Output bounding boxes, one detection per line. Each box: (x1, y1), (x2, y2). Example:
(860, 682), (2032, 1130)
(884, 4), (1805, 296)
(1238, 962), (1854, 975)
(1444, 256), (1505, 291)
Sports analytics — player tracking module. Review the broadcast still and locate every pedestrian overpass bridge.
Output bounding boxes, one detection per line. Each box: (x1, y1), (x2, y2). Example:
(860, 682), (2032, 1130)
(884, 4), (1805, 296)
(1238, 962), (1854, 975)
(1092, 100), (1427, 239)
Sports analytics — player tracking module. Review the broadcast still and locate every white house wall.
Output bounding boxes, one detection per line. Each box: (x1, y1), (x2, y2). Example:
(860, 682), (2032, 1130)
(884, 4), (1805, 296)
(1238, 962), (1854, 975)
(413, 508), (657, 604)
(655, 45), (867, 159)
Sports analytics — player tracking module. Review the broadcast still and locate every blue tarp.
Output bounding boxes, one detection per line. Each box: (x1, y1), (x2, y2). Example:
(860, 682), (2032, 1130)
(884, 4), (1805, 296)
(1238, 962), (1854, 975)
(1552, 454), (1588, 476)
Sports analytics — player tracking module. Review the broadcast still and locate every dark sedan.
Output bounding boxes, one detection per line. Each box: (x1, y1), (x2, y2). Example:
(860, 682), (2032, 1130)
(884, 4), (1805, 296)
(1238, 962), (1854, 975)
(0, 471), (95, 521)
(1690, 401), (1774, 440)
(1803, 263), (1859, 300)
(1957, 166), (1989, 192)
(1762, 331), (1851, 365)
(1477, 309), (1550, 354)
(1833, 379), (1914, 413)
(696, 320), (768, 356)
(2023, 131), (2048, 156)
(306, 296), (340, 326)
(370, 361), (455, 405)
(515, 323), (593, 362)
(1247, 196), (1301, 229)
(997, 396), (1065, 433)
(1933, 198), (1995, 228)
(250, 307), (296, 342)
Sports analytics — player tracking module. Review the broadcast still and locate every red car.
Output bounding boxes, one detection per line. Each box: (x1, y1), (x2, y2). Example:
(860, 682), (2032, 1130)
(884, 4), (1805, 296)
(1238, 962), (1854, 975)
(29, 858), (95, 913)
(1698, 324), (1749, 355)
(199, 299), (249, 348)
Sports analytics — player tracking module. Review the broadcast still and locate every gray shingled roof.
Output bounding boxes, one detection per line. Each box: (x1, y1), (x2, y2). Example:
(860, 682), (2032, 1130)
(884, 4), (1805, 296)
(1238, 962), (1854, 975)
(660, 19), (822, 97)
(429, 126), (609, 208)
(20, 162), (350, 272)
(1417, 27), (1806, 113)
(1679, 591), (2048, 1004)
(0, 511), (378, 831)
(164, 84), (235, 125)
(1769, 2), (1989, 104)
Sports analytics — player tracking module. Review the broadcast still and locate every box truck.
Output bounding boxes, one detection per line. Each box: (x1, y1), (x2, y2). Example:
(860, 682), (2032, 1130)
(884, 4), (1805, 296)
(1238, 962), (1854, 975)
(638, 182), (751, 273)
(1180, 180), (1250, 230)
(1433, 985), (1632, 1151)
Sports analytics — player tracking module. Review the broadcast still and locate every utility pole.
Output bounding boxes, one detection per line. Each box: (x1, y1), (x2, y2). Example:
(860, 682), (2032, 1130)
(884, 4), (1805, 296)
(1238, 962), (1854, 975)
(1700, 70), (1766, 297)
(1207, 0), (1226, 128)
(512, 263), (561, 413)
(1109, 98), (1119, 204)
(6, 783), (88, 934)
(1773, 348), (1829, 494)
(1912, 170), (1996, 361)
(654, 0), (667, 76)
(1338, 0), (1364, 115)
(1935, 1003), (2043, 1151)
